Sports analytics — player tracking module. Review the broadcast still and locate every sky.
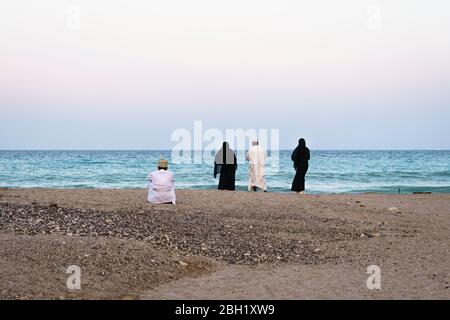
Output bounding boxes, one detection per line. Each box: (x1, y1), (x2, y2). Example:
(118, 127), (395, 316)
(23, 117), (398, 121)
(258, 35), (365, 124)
(1, 0), (450, 150)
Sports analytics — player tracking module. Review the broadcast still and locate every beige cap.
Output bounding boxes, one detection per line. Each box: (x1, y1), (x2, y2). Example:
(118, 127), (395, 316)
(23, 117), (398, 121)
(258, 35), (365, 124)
(158, 158), (168, 169)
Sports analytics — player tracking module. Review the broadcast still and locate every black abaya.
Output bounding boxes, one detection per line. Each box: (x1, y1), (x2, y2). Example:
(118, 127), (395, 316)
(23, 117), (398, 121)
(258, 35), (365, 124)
(291, 141), (310, 192)
(292, 164), (308, 192)
(214, 142), (237, 190)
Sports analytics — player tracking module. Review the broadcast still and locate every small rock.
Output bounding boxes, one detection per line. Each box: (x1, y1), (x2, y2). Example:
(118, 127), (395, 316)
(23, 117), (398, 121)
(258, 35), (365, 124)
(388, 207), (401, 213)
(178, 261), (188, 267)
(368, 232), (381, 238)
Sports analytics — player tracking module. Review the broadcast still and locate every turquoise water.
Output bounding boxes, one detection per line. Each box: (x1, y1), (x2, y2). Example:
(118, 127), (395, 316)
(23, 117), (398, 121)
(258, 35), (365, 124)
(0, 150), (449, 193)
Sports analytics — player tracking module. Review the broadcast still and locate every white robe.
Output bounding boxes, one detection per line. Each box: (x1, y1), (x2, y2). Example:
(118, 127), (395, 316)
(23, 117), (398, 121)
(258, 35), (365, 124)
(147, 169), (176, 204)
(246, 145), (267, 191)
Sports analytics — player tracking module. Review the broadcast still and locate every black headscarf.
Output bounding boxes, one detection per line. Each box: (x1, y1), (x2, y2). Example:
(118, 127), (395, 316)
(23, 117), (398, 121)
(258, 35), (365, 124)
(298, 138), (306, 148)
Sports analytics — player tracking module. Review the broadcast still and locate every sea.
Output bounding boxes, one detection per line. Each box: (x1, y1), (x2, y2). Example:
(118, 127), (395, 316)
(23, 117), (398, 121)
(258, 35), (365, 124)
(0, 150), (449, 194)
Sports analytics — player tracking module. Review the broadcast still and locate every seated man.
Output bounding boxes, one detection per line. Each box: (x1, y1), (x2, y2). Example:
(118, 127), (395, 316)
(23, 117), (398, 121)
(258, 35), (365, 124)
(147, 159), (176, 204)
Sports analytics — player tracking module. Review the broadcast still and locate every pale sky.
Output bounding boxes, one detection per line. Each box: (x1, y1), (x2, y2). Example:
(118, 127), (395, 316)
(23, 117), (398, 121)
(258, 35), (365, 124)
(1, 0), (449, 149)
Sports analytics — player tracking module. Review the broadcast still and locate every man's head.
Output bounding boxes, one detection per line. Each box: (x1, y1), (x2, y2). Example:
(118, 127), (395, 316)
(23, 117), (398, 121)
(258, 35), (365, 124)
(157, 158), (168, 170)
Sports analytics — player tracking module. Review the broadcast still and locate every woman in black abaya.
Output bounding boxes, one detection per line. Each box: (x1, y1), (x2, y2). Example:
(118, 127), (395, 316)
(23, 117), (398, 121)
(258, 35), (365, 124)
(291, 138), (310, 193)
(214, 142), (237, 190)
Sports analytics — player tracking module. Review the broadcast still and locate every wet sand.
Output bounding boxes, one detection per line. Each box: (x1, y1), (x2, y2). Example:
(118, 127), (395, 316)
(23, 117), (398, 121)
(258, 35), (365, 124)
(0, 188), (449, 299)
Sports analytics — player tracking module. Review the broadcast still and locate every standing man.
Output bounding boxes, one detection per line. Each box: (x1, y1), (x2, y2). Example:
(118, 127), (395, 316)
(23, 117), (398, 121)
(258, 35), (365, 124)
(147, 158), (176, 204)
(246, 139), (267, 192)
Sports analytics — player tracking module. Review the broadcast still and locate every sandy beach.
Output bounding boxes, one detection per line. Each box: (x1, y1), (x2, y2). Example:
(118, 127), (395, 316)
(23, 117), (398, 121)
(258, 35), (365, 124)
(0, 188), (449, 299)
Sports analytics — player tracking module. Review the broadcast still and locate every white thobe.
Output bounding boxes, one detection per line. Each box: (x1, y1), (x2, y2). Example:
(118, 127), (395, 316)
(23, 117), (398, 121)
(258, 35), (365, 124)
(147, 170), (176, 204)
(246, 145), (267, 191)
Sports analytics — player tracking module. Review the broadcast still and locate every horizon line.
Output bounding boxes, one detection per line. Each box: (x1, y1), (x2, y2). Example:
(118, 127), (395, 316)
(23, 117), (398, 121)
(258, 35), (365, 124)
(0, 149), (449, 151)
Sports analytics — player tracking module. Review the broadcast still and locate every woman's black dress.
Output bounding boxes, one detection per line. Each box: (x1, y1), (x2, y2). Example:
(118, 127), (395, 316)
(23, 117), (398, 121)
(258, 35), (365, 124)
(214, 142), (238, 190)
(291, 145), (310, 192)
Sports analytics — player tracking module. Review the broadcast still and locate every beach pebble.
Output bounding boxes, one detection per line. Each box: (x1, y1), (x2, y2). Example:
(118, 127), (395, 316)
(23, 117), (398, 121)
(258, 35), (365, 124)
(178, 261), (188, 267)
(388, 207), (401, 213)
